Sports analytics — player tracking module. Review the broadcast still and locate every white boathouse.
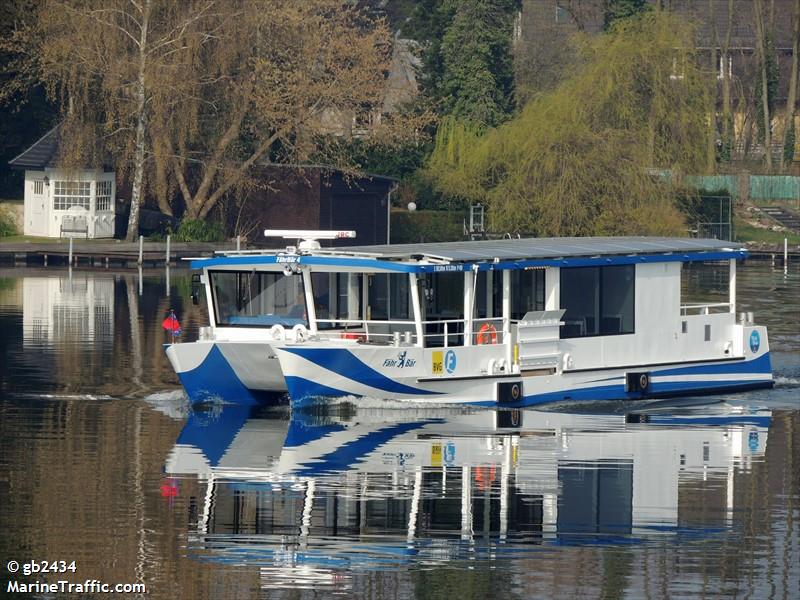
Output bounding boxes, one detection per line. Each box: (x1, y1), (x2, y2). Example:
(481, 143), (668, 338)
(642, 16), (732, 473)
(8, 125), (116, 239)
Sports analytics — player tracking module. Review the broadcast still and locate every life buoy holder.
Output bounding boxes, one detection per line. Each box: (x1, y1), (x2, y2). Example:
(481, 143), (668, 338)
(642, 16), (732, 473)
(292, 324), (308, 343)
(270, 324), (285, 341)
(476, 323), (498, 345)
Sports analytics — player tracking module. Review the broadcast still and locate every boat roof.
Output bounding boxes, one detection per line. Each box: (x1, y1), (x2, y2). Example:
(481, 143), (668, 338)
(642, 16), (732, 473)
(333, 236), (744, 262)
(194, 236), (746, 271)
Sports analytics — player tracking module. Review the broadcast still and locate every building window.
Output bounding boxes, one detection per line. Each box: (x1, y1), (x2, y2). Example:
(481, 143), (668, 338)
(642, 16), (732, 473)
(96, 180), (112, 211)
(53, 181), (90, 211)
(34, 180), (44, 195)
(560, 265), (635, 338)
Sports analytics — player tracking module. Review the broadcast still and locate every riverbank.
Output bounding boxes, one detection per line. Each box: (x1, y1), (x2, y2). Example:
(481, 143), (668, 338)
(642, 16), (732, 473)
(0, 237), (239, 267)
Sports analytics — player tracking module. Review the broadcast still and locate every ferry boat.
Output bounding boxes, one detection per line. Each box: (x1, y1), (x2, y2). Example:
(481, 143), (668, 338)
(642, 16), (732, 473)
(167, 232), (773, 407)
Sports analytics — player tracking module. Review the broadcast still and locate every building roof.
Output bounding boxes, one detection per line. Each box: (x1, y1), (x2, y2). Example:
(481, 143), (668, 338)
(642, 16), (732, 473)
(337, 236), (744, 263)
(8, 125), (61, 170)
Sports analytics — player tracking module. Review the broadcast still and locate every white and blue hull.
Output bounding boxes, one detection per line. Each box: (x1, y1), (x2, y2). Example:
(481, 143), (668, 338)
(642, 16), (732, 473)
(165, 340), (287, 405)
(275, 328), (773, 409)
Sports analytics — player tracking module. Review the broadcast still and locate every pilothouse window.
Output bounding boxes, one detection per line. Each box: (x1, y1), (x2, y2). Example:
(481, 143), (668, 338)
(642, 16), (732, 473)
(210, 271), (306, 327)
(560, 265), (634, 338)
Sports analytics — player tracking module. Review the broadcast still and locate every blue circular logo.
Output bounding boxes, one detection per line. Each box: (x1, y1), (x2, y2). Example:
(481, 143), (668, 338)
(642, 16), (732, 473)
(749, 330), (760, 353)
(445, 350), (457, 374)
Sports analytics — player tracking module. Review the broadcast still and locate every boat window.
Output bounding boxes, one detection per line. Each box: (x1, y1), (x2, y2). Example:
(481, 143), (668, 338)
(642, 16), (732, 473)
(368, 273), (410, 320)
(560, 265), (634, 338)
(511, 269), (545, 321)
(210, 270), (306, 328)
(474, 271), (502, 319)
(312, 272), (363, 328)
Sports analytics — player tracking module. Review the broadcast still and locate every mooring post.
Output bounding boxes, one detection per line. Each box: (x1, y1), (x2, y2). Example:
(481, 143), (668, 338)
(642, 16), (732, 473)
(166, 265), (170, 296)
(785, 237), (788, 274)
(68, 237), (73, 266)
(138, 235), (143, 265)
(236, 235), (241, 252)
(166, 234), (171, 265)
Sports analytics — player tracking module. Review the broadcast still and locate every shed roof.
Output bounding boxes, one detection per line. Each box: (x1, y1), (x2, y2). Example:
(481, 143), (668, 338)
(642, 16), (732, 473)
(8, 125), (61, 170)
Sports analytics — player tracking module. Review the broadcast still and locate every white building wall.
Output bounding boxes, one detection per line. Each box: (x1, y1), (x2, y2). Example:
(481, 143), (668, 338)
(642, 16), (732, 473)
(23, 168), (116, 238)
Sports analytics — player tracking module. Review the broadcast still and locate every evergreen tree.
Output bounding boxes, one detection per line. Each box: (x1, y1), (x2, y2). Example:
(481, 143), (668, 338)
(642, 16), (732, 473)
(603, 0), (649, 31)
(402, 0), (519, 128)
(439, 0), (519, 127)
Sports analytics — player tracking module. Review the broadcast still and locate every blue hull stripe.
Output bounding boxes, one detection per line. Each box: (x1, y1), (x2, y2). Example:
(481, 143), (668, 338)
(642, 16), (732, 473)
(576, 353), (772, 384)
(281, 348), (440, 396)
(284, 419), (346, 448)
(176, 404), (254, 466)
(175, 344), (266, 406)
(284, 376), (355, 407)
(293, 420), (442, 476)
(654, 352), (772, 377)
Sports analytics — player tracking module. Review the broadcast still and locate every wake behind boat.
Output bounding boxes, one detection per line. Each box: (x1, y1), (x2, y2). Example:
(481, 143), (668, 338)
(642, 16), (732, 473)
(167, 231), (773, 407)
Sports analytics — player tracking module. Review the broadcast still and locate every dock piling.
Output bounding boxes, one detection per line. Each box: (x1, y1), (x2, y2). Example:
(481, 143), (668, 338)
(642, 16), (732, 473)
(785, 238), (788, 274)
(236, 235), (241, 252)
(138, 235), (143, 265)
(68, 237), (73, 266)
(166, 235), (171, 265)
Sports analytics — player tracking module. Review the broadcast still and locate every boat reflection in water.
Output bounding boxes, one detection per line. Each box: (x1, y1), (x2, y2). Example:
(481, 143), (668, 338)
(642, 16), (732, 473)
(165, 401), (771, 592)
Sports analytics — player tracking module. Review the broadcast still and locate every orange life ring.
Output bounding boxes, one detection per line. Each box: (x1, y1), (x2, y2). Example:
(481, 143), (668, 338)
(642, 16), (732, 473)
(474, 465), (497, 490)
(476, 323), (498, 345)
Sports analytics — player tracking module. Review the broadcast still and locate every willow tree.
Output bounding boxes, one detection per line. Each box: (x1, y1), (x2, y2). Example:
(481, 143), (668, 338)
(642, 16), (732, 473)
(27, 0), (221, 240)
(428, 12), (709, 237)
(11, 1), (390, 236)
(152, 1), (391, 221)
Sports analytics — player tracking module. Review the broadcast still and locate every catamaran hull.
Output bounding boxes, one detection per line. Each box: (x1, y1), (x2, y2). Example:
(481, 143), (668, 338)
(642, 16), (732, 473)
(275, 330), (773, 409)
(165, 341), (287, 405)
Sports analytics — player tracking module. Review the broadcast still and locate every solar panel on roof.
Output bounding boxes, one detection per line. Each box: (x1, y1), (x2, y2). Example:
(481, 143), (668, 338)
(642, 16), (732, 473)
(338, 237), (742, 263)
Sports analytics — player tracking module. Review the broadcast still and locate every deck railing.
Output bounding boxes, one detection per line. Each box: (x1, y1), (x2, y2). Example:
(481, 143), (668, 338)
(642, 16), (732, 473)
(680, 302), (732, 316)
(312, 316), (509, 347)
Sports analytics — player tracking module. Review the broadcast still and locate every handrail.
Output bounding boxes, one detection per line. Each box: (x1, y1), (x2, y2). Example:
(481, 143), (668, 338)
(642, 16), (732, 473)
(680, 302), (731, 315)
(310, 316), (510, 346)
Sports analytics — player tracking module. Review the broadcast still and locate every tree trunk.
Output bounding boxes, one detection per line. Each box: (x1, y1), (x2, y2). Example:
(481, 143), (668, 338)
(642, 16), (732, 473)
(721, 0), (733, 161)
(754, 0), (773, 171)
(707, 0), (718, 173)
(125, 0), (151, 242)
(782, 0), (799, 168)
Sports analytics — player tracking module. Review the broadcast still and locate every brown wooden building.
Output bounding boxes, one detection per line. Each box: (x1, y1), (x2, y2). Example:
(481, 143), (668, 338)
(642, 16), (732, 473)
(236, 166), (397, 247)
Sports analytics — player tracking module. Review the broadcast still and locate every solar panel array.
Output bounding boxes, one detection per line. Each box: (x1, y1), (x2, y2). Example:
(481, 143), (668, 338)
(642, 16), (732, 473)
(338, 236), (743, 263)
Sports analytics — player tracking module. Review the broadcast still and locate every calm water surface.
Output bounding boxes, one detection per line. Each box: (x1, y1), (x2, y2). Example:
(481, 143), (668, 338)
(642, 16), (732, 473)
(0, 262), (798, 599)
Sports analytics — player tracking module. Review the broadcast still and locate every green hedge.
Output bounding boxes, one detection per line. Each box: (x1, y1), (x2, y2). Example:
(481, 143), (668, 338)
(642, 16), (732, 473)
(0, 205), (17, 237)
(174, 219), (225, 242)
(391, 209), (463, 243)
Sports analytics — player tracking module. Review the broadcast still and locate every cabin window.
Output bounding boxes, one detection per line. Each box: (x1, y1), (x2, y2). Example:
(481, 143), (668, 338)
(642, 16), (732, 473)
(474, 271), (502, 319)
(210, 270), (306, 327)
(312, 272), (363, 328)
(33, 180), (44, 195)
(560, 265), (634, 338)
(511, 269), (545, 321)
(368, 273), (410, 320)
